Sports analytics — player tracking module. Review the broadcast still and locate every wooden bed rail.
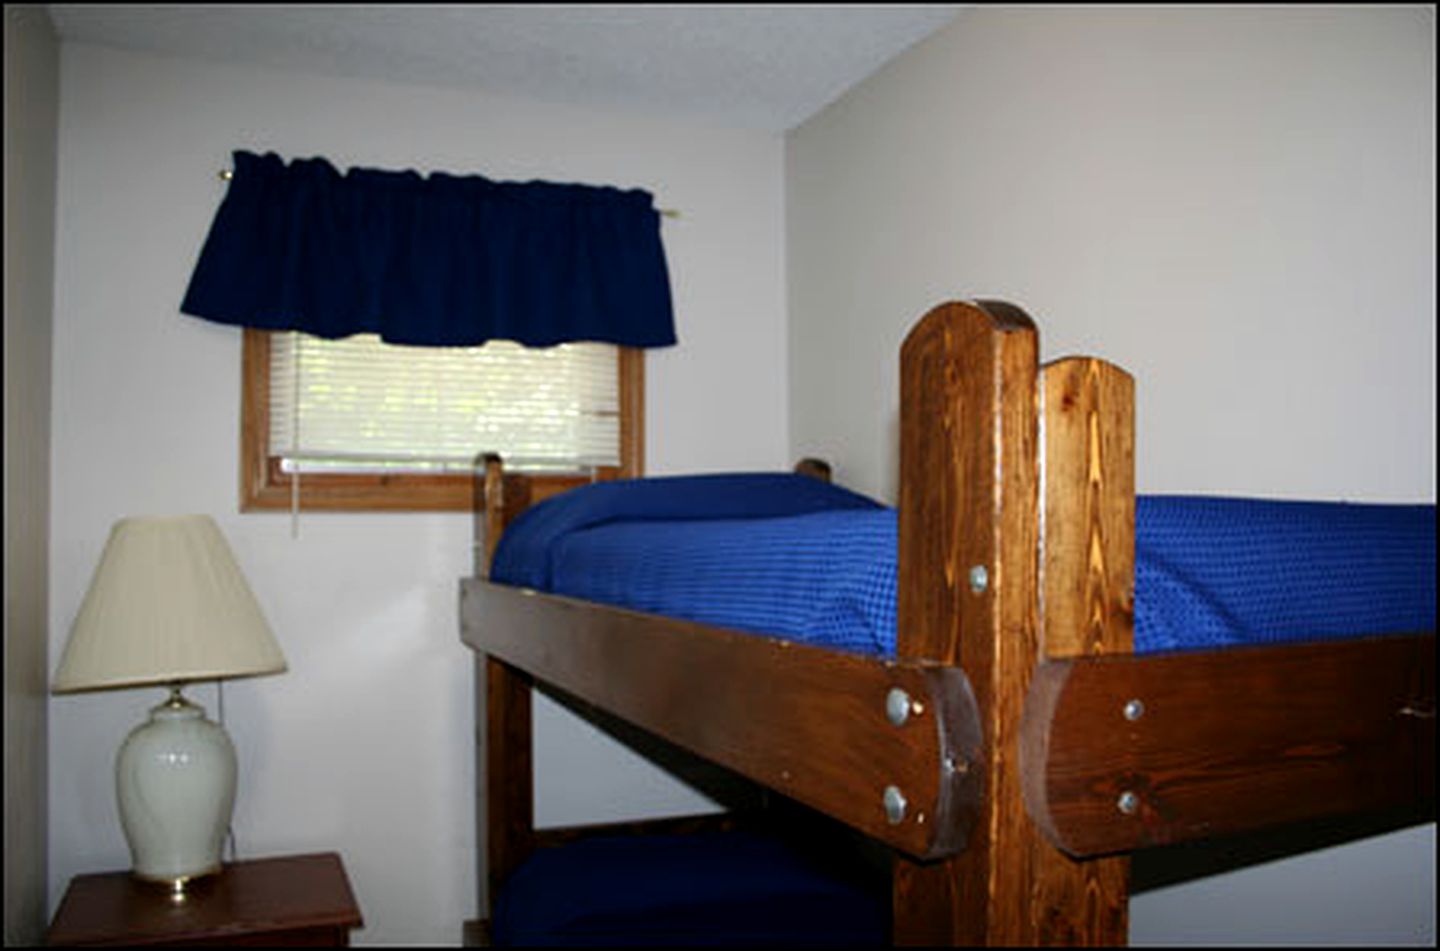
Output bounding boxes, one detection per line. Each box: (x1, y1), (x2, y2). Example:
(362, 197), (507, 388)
(1021, 633), (1437, 857)
(461, 582), (984, 860)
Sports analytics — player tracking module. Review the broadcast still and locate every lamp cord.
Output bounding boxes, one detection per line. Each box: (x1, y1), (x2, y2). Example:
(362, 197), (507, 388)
(217, 680), (238, 864)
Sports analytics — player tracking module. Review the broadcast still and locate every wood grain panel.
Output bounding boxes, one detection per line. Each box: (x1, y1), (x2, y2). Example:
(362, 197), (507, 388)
(893, 300), (1055, 945)
(461, 580), (984, 860)
(893, 303), (1136, 945)
(1033, 356), (1135, 943)
(1022, 634), (1436, 857)
(1040, 357), (1135, 660)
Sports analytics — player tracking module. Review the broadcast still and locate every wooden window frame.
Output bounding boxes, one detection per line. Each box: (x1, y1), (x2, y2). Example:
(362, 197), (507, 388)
(240, 329), (644, 512)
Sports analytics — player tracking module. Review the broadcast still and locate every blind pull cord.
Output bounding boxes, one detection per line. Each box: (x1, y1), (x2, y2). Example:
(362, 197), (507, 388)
(291, 333), (302, 540)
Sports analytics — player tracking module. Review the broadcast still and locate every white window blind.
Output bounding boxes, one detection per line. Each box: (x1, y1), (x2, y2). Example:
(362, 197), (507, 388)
(269, 332), (620, 474)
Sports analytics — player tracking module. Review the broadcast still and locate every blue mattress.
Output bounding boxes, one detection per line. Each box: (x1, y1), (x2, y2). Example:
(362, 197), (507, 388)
(490, 474), (1436, 656)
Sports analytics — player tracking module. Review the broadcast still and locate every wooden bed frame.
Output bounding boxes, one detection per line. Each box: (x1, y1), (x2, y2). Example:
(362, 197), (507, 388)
(459, 300), (1435, 945)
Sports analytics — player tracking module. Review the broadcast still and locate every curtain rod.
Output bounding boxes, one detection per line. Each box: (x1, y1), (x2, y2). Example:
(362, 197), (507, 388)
(218, 168), (680, 218)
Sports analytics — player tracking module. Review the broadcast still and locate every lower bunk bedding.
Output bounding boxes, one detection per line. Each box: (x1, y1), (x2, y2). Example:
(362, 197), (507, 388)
(492, 828), (889, 947)
(483, 472), (1434, 946)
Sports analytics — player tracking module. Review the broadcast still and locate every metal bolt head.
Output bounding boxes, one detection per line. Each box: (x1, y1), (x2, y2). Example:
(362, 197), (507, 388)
(886, 688), (912, 727)
(1117, 791), (1139, 815)
(1123, 699), (1145, 721)
(968, 564), (989, 593)
(883, 785), (908, 824)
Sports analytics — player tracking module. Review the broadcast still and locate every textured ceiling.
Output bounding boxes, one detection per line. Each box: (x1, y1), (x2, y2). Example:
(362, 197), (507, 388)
(45, 4), (964, 131)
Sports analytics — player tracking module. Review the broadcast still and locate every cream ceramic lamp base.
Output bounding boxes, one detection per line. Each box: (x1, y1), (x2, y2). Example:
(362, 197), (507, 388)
(116, 686), (237, 888)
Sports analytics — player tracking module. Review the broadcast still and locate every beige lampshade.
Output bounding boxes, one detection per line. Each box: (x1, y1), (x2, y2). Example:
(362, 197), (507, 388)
(53, 515), (286, 693)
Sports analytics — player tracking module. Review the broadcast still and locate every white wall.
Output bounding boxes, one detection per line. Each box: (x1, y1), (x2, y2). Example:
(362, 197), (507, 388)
(789, 5), (1434, 505)
(48, 42), (787, 945)
(787, 5), (1434, 944)
(4, 5), (59, 945)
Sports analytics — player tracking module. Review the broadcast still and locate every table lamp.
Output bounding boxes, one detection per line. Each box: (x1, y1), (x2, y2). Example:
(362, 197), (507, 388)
(52, 515), (286, 893)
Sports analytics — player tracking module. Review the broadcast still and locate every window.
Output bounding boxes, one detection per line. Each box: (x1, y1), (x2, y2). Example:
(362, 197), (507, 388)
(241, 329), (643, 511)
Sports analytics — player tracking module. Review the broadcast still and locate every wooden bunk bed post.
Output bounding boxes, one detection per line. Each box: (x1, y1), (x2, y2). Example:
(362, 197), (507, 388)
(894, 301), (1131, 945)
(1031, 356), (1134, 939)
(474, 454), (536, 919)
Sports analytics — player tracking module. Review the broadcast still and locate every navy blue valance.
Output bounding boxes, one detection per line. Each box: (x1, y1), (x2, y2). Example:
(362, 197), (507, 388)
(180, 150), (677, 348)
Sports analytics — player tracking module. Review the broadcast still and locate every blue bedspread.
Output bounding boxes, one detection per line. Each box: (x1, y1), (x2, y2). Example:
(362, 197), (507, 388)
(490, 474), (1435, 655)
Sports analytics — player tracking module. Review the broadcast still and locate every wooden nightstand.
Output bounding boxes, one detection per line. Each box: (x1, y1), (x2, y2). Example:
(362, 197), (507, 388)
(46, 852), (363, 946)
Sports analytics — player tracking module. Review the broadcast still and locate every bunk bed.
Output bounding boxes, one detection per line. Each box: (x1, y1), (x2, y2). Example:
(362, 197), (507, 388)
(459, 299), (1435, 946)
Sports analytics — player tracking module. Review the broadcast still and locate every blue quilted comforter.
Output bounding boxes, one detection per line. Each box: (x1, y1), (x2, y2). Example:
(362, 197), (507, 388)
(490, 474), (1435, 655)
